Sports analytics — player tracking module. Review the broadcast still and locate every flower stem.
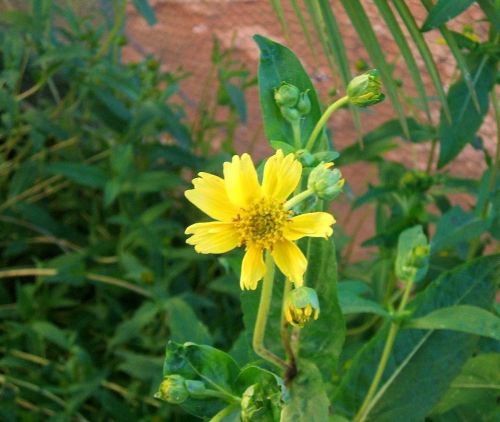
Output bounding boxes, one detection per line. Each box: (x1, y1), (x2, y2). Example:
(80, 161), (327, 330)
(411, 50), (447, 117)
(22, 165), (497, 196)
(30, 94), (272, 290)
(284, 188), (314, 210)
(252, 253), (288, 371)
(280, 279), (296, 367)
(353, 281), (413, 422)
(305, 96), (349, 151)
(292, 120), (302, 149)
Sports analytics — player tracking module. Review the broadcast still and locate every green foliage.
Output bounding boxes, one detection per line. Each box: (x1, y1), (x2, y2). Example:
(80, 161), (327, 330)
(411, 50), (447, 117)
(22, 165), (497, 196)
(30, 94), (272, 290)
(2, 0), (500, 421)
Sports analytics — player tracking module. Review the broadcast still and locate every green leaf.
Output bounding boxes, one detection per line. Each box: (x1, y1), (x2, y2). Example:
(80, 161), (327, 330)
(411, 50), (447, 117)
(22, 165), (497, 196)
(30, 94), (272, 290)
(431, 206), (492, 255)
(254, 35), (322, 150)
(430, 353), (500, 418)
(163, 341), (240, 418)
(167, 298), (213, 346)
(395, 225), (429, 283)
(31, 320), (72, 350)
(338, 281), (389, 317)
(281, 361), (330, 422)
(407, 305), (500, 341)
(46, 162), (106, 188)
(132, 0), (157, 25)
(300, 238), (345, 382)
(421, 0), (475, 32)
(438, 56), (496, 168)
(333, 255), (500, 420)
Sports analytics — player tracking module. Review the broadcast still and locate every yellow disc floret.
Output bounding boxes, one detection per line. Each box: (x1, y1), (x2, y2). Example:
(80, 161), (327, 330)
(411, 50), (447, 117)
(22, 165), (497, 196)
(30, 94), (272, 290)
(233, 199), (291, 249)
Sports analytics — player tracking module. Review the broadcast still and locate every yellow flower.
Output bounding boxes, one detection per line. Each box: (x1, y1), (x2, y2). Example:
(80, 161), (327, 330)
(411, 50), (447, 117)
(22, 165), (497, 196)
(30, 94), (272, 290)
(184, 150), (335, 290)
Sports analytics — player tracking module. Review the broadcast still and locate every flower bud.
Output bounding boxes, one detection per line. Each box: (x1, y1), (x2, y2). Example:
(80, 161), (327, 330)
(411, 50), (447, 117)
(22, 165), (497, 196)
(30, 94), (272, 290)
(307, 163), (344, 200)
(296, 91), (311, 115)
(295, 149), (315, 167)
(347, 69), (385, 107)
(274, 83), (300, 108)
(284, 287), (320, 327)
(280, 106), (301, 123)
(155, 375), (189, 404)
(395, 225), (430, 283)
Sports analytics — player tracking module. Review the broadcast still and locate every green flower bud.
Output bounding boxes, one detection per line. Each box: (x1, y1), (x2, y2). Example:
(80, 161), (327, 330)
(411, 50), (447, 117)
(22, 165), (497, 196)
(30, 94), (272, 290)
(285, 287), (320, 327)
(155, 375), (189, 404)
(295, 149), (315, 167)
(395, 225), (430, 283)
(347, 69), (385, 107)
(274, 83), (300, 108)
(307, 163), (344, 200)
(296, 91), (311, 115)
(280, 105), (301, 123)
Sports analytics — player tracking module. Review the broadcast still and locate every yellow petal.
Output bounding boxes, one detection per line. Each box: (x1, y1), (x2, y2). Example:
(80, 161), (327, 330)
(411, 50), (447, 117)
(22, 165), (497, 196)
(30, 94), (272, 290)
(185, 172), (238, 221)
(271, 239), (307, 286)
(185, 222), (239, 254)
(223, 154), (261, 208)
(262, 150), (302, 202)
(240, 246), (266, 290)
(284, 212), (335, 241)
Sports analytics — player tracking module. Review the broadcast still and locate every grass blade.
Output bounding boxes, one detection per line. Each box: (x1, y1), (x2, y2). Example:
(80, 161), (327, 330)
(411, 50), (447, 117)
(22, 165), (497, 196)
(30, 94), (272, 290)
(392, 0), (452, 122)
(340, 0), (410, 137)
(374, 0), (432, 122)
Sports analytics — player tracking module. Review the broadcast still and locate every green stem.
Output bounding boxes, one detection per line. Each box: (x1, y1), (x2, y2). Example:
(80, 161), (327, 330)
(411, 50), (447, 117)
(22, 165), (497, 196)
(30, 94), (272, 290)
(280, 279), (296, 366)
(305, 96), (349, 151)
(353, 281), (413, 422)
(292, 120), (302, 149)
(210, 404), (240, 422)
(425, 138), (437, 174)
(252, 253), (288, 371)
(284, 188), (314, 210)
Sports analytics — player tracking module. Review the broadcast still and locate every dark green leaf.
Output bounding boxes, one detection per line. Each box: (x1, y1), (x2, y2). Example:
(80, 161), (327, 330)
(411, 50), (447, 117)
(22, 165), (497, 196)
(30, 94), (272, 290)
(132, 0), (157, 25)
(438, 56), (496, 168)
(254, 35), (322, 150)
(167, 298), (213, 345)
(281, 361), (330, 422)
(338, 281), (389, 317)
(333, 255), (500, 420)
(46, 162), (106, 188)
(430, 353), (500, 418)
(407, 305), (500, 340)
(422, 0), (476, 32)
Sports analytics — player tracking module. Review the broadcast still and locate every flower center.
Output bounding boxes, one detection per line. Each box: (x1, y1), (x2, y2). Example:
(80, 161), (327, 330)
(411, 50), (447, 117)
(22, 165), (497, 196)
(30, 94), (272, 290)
(233, 199), (291, 249)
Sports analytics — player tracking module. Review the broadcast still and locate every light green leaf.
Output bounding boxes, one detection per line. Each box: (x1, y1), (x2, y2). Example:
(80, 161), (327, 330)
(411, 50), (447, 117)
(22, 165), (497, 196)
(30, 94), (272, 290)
(421, 0), (475, 32)
(333, 255), (500, 420)
(31, 321), (72, 350)
(407, 305), (500, 341)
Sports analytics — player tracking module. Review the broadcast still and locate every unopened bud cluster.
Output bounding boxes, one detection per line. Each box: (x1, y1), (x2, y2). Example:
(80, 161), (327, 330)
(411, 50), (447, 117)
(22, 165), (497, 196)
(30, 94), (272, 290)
(308, 163), (344, 200)
(274, 83), (311, 123)
(155, 375), (207, 404)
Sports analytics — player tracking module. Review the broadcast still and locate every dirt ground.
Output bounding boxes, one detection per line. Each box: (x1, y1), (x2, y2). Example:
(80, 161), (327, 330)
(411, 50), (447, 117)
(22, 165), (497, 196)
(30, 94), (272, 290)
(122, 0), (497, 260)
